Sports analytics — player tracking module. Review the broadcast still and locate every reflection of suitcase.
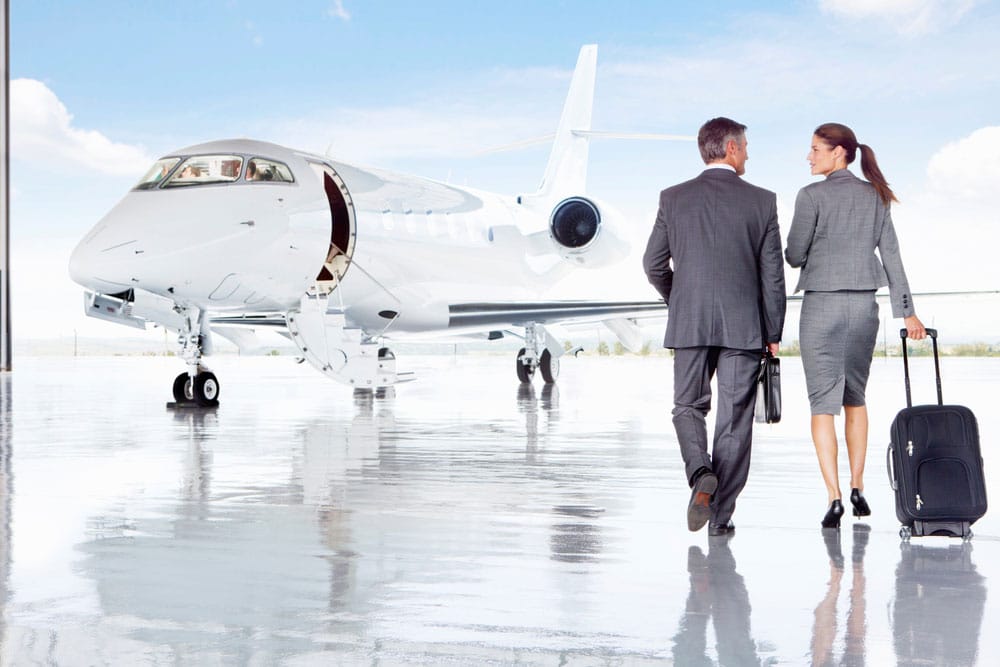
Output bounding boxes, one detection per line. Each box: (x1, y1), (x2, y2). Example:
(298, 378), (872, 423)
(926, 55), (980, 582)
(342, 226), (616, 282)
(892, 543), (986, 665)
(887, 329), (987, 540)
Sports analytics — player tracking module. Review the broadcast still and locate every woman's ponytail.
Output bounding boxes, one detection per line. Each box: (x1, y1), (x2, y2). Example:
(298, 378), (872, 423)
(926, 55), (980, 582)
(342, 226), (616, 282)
(858, 143), (898, 206)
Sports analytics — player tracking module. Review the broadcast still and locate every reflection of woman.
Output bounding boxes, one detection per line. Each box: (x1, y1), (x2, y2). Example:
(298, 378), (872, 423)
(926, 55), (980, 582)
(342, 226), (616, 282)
(811, 525), (869, 665)
(785, 123), (926, 528)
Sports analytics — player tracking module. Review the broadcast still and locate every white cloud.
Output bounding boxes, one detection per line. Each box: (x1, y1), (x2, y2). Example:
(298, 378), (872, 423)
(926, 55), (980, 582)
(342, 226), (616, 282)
(10, 79), (152, 177)
(819, 0), (978, 35)
(894, 126), (1000, 293)
(328, 0), (350, 21)
(925, 126), (1000, 200)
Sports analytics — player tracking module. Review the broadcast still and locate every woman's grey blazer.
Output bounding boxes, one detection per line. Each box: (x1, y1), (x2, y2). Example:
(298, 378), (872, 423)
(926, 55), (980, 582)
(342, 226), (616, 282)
(785, 169), (915, 318)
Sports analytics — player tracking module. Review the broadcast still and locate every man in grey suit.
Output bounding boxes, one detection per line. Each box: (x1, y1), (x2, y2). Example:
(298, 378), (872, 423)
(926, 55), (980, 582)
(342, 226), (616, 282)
(643, 117), (786, 536)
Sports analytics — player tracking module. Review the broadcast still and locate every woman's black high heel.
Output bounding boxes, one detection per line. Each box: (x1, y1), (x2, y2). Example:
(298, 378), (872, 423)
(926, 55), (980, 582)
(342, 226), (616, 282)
(821, 499), (844, 528)
(850, 488), (871, 518)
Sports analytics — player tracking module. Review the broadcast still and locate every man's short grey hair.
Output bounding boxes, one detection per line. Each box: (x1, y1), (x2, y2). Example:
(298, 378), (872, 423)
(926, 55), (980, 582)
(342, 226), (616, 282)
(697, 117), (747, 164)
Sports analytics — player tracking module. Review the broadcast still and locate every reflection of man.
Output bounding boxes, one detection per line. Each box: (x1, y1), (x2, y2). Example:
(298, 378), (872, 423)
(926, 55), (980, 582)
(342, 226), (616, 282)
(643, 117), (786, 536)
(673, 541), (759, 664)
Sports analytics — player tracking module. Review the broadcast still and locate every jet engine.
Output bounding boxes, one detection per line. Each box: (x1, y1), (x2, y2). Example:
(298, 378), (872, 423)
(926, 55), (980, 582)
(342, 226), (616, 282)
(548, 196), (628, 268)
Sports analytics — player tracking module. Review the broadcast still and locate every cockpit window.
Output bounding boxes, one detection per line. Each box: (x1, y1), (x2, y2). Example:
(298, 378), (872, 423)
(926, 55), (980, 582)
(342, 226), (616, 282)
(134, 157), (181, 190)
(247, 158), (295, 183)
(163, 155), (244, 187)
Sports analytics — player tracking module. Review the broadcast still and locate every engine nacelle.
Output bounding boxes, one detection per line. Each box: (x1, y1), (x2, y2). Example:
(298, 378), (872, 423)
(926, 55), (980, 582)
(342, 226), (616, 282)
(548, 196), (628, 268)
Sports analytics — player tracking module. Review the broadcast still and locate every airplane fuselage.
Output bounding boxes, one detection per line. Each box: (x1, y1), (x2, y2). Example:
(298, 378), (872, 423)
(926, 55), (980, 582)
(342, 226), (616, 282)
(70, 139), (593, 337)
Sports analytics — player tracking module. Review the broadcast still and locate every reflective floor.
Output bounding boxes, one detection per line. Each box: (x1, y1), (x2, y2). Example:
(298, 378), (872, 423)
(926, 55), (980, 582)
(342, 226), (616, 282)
(0, 354), (998, 664)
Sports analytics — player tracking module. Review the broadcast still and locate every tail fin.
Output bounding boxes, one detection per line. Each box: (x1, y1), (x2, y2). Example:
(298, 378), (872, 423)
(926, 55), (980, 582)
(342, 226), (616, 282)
(534, 44), (597, 202)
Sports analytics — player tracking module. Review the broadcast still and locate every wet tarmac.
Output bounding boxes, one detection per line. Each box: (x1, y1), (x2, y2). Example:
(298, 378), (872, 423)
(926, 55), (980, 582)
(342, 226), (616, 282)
(0, 353), (998, 665)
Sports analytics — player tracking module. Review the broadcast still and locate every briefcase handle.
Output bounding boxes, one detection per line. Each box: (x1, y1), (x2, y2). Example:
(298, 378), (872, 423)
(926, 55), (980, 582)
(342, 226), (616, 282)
(899, 328), (941, 408)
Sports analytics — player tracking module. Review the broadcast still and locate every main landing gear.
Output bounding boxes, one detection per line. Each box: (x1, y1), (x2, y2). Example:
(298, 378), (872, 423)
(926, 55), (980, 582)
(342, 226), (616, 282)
(168, 306), (220, 408)
(515, 323), (562, 385)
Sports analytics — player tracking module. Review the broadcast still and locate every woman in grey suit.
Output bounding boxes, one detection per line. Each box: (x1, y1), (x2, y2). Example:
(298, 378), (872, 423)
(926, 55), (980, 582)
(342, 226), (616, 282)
(786, 123), (926, 529)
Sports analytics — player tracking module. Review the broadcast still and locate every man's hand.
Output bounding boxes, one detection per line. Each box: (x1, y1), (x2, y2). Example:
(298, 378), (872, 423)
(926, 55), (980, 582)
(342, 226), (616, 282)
(767, 342), (780, 356)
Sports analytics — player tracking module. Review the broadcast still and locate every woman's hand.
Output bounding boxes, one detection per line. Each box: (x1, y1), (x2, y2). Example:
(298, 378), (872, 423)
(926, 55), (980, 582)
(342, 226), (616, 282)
(904, 315), (927, 340)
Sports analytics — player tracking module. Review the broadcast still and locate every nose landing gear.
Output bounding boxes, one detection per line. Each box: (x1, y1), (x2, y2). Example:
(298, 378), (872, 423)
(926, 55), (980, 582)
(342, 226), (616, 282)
(168, 306), (220, 408)
(171, 370), (220, 407)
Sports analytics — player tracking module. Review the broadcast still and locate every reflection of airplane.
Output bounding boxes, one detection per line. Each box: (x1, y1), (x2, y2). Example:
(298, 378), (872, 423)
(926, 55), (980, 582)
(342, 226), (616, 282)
(68, 44), (666, 406)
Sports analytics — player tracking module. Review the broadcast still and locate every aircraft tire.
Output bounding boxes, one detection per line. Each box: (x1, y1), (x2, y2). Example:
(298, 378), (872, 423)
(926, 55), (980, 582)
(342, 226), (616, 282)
(193, 372), (220, 407)
(540, 349), (559, 384)
(516, 348), (534, 383)
(172, 372), (193, 403)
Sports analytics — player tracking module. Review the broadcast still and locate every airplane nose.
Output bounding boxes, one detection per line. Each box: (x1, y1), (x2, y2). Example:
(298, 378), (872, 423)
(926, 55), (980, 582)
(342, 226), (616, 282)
(67, 242), (88, 286)
(68, 207), (141, 293)
(68, 234), (133, 294)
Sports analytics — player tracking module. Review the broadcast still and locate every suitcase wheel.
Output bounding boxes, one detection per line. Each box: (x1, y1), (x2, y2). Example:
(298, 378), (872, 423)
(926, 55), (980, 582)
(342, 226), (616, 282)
(899, 526), (912, 542)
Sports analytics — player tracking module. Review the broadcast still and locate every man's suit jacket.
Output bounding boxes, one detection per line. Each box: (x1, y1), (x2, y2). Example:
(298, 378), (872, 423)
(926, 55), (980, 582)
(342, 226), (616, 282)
(785, 169), (914, 318)
(642, 168), (786, 350)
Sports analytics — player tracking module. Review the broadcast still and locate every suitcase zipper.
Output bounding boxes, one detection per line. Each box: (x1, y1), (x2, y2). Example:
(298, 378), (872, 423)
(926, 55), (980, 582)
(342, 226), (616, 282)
(915, 494), (923, 510)
(907, 440), (914, 456)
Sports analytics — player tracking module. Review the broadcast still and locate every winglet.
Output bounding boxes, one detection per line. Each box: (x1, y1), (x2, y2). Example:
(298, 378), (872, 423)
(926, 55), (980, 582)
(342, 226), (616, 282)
(534, 44), (597, 202)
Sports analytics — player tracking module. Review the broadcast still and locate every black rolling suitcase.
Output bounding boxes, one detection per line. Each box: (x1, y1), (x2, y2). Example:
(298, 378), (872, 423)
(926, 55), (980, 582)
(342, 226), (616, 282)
(887, 328), (987, 540)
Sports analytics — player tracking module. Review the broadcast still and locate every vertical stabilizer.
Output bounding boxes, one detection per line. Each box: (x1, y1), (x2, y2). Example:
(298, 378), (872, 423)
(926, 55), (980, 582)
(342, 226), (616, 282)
(534, 44), (596, 202)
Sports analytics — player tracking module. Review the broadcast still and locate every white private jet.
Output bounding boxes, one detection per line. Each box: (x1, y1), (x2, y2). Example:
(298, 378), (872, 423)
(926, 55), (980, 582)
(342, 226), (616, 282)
(68, 45), (669, 406)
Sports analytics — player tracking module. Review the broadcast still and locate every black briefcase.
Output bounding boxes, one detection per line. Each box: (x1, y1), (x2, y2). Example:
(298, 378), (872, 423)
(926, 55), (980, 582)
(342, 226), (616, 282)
(887, 328), (987, 540)
(754, 351), (780, 424)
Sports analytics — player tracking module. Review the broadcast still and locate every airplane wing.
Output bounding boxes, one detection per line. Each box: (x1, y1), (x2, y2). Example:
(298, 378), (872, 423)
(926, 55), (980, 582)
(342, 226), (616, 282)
(445, 300), (665, 328)
(210, 289), (1000, 331)
(211, 300), (666, 330)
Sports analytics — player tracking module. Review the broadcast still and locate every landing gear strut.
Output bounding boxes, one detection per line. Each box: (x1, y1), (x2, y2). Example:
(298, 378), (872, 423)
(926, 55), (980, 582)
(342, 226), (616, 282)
(169, 306), (220, 408)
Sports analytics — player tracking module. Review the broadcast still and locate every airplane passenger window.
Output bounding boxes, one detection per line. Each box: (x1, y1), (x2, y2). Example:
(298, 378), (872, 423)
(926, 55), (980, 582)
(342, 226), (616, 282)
(134, 157), (181, 190)
(246, 158), (294, 183)
(163, 155), (244, 188)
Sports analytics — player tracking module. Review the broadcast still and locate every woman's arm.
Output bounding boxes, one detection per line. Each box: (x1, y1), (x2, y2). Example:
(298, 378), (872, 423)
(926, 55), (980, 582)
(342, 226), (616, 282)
(876, 207), (917, 319)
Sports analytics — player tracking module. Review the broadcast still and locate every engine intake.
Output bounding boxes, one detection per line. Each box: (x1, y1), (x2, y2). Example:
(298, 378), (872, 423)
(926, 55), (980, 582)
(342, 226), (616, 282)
(550, 197), (600, 249)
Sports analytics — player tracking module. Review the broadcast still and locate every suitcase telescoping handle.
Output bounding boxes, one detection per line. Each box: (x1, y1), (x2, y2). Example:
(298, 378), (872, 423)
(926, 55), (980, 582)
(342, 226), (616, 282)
(900, 327), (941, 408)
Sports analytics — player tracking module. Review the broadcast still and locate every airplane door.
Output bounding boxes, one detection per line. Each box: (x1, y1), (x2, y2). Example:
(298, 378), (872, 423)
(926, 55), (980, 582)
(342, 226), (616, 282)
(309, 162), (357, 291)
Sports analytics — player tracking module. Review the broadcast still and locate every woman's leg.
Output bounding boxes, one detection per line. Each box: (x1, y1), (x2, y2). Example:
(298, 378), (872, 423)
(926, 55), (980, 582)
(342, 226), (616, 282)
(811, 414), (841, 503)
(844, 405), (868, 490)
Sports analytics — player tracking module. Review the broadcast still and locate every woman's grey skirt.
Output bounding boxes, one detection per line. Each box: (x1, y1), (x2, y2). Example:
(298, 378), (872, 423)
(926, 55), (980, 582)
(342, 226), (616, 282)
(799, 290), (879, 415)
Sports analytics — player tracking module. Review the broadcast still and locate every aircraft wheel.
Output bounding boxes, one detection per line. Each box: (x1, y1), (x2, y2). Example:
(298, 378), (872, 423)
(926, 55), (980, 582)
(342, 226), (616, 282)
(172, 372), (193, 403)
(540, 349), (559, 384)
(193, 372), (220, 407)
(516, 348), (535, 383)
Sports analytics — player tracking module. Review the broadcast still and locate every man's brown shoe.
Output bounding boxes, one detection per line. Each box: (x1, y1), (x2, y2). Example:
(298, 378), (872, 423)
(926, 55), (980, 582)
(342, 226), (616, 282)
(687, 472), (718, 531)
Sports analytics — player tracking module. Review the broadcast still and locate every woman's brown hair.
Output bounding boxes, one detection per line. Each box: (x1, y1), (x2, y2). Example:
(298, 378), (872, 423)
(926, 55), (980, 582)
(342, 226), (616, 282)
(814, 123), (898, 206)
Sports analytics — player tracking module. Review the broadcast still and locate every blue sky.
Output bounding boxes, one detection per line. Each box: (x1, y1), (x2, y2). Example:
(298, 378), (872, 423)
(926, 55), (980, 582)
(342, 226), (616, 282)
(8, 0), (1000, 342)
